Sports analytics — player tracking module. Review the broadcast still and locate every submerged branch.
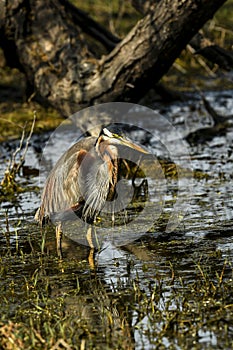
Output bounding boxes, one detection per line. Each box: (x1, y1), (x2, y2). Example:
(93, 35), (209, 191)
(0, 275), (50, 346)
(185, 91), (233, 144)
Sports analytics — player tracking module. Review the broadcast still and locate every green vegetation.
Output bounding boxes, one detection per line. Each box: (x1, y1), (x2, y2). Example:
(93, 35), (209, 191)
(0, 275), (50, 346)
(0, 62), (63, 142)
(71, 0), (141, 37)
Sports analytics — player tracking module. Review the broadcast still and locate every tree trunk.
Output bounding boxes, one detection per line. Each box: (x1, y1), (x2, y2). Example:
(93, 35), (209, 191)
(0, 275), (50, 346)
(0, 0), (227, 116)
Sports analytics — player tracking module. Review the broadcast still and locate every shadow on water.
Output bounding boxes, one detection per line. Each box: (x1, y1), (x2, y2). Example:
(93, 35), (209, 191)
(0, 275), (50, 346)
(0, 91), (233, 349)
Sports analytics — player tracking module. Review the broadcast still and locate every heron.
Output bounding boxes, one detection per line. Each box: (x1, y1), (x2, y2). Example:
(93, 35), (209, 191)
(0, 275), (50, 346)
(35, 126), (149, 259)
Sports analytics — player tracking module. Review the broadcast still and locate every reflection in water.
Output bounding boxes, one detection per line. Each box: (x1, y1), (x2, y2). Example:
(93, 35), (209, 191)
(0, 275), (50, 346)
(0, 91), (233, 348)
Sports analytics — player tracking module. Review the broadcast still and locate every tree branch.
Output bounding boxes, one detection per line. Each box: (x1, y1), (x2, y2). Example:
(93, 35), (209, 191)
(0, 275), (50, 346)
(132, 0), (232, 71)
(0, 0), (227, 117)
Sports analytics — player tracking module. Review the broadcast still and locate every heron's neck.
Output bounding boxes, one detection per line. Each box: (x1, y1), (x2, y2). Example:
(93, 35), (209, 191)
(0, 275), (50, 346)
(97, 142), (118, 188)
(103, 149), (118, 186)
(105, 155), (118, 201)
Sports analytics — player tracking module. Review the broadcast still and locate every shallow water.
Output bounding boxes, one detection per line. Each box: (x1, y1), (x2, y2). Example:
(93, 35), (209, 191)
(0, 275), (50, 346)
(0, 91), (233, 349)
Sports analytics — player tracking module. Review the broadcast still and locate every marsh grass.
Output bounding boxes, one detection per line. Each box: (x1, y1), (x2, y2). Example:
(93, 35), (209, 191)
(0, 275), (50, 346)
(0, 223), (232, 349)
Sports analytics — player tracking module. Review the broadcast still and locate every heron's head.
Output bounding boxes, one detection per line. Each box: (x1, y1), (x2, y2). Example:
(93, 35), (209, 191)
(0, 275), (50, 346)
(95, 127), (149, 160)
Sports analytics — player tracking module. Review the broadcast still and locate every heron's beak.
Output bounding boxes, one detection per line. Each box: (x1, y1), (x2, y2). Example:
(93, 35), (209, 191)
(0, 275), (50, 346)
(112, 137), (149, 154)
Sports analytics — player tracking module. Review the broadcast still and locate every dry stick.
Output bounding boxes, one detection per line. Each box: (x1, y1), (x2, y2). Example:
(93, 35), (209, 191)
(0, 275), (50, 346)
(8, 127), (25, 174)
(1, 112), (36, 187)
(15, 111), (36, 174)
(0, 118), (24, 177)
(0, 117), (25, 129)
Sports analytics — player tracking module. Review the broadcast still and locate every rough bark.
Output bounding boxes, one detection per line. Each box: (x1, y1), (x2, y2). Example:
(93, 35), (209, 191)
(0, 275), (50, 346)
(132, 0), (233, 70)
(0, 0), (227, 116)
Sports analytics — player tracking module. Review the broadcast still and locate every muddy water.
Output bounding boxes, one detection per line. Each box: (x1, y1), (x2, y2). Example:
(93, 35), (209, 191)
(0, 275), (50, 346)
(0, 90), (232, 349)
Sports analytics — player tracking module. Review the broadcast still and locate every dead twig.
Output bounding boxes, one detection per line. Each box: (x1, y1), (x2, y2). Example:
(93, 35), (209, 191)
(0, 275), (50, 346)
(0, 112), (36, 194)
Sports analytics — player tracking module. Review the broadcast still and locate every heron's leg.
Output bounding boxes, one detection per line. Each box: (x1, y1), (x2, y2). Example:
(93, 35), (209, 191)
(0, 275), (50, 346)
(56, 223), (63, 259)
(86, 226), (94, 248)
(123, 159), (131, 178)
(111, 206), (115, 226)
(86, 226), (95, 269)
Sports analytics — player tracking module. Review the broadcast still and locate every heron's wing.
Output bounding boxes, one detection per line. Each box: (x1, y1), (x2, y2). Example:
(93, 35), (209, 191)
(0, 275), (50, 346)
(51, 149), (110, 222)
(35, 149), (94, 221)
(76, 151), (110, 221)
(35, 137), (97, 223)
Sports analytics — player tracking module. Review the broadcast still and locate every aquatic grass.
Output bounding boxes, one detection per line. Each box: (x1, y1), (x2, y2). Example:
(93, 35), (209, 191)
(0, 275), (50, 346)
(0, 234), (233, 349)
